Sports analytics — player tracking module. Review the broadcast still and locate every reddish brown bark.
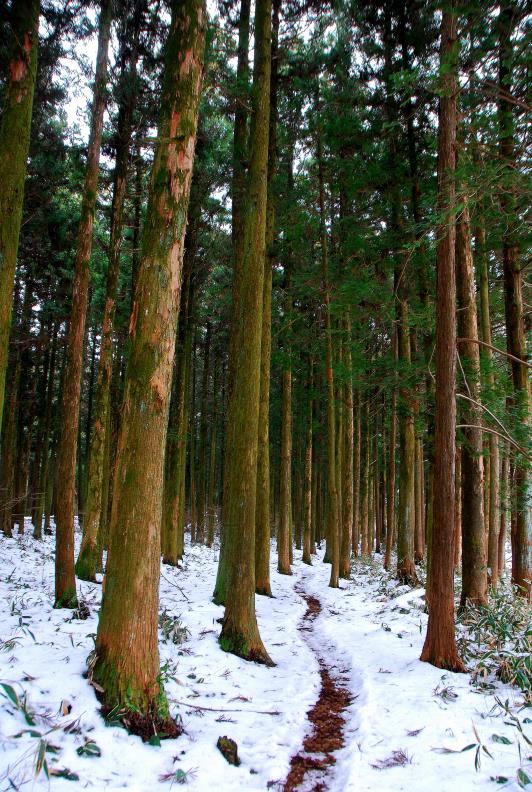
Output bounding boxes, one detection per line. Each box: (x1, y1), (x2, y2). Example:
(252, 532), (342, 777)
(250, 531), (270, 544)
(93, 0), (206, 714)
(54, 0), (113, 607)
(421, 4), (465, 672)
(456, 197), (487, 606)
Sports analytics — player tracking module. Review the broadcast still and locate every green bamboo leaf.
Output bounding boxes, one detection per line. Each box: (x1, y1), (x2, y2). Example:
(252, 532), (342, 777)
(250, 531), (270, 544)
(1, 683), (19, 707)
(491, 734), (512, 745)
(76, 740), (101, 757)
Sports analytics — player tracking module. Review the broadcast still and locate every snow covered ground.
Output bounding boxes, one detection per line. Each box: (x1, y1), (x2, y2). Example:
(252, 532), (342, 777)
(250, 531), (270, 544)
(0, 524), (530, 791)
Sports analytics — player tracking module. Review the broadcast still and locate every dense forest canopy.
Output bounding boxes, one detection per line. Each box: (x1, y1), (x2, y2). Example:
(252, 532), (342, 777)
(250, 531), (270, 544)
(0, 0), (530, 788)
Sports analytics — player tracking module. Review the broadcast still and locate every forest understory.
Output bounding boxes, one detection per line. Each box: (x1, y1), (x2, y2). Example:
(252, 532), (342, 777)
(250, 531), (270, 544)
(0, 526), (530, 792)
(0, 0), (531, 790)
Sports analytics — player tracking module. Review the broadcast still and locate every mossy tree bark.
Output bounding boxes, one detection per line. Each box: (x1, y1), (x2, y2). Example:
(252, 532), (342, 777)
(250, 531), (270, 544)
(0, 0), (39, 432)
(255, 0), (278, 596)
(93, 0), (206, 714)
(456, 195), (487, 607)
(76, 8), (142, 581)
(214, 0), (251, 604)
(54, 0), (113, 608)
(218, 0), (273, 665)
(421, 4), (465, 671)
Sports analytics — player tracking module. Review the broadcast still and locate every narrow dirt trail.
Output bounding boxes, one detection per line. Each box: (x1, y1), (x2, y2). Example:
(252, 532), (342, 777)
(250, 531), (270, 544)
(283, 585), (354, 792)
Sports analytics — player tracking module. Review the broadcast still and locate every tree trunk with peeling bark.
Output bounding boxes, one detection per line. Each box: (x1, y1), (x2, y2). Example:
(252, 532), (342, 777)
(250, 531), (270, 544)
(93, 0), (206, 716)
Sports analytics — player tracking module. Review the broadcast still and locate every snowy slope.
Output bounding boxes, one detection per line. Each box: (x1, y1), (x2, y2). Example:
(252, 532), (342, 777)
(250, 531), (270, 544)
(0, 524), (529, 791)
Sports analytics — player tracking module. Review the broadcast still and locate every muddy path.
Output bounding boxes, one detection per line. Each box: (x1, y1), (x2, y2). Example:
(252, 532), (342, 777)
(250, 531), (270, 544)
(283, 587), (354, 792)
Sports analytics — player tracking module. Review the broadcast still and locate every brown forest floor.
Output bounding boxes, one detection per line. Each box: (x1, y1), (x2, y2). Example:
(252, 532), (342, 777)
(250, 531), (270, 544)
(283, 591), (353, 792)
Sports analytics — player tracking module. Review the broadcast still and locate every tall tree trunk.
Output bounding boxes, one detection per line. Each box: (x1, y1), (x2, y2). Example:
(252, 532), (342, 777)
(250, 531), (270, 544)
(230, 0), (251, 320)
(414, 438), (424, 561)
(396, 298), (418, 585)
(76, 11), (141, 580)
(385, 11), (417, 583)
(302, 358), (313, 565)
(352, 392), (361, 557)
(0, 361), (20, 537)
(498, 3), (531, 598)
(218, 0), (273, 665)
(278, 368), (292, 574)
(255, 0), (281, 597)
(163, 251), (194, 565)
(454, 446), (462, 568)
(340, 327), (354, 578)
(29, 317), (52, 537)
(33, 323), (59, 535)
(475, 218), (500, 585)
(214, 0), (252, 605)
(206, 358), (218, 548)
(317, 133), (339, 588)
(175, 304), (194, 560)
(2, 283), (32, 536)
(197, 322), (211, 543)
(499, 449), (509, 575)
(255, 248), (273, 593)
(0, 0), (39, 430)
(93, 0), (206, 716)
(421, 4), (465, 671)
(384, 331), (397, 570)
(360, 398), (370, 556)
(188, 336), (198, 542)
(456, 195), (487, 606)
(374, 430), (381, 554)
(54, 0), (113, 608)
